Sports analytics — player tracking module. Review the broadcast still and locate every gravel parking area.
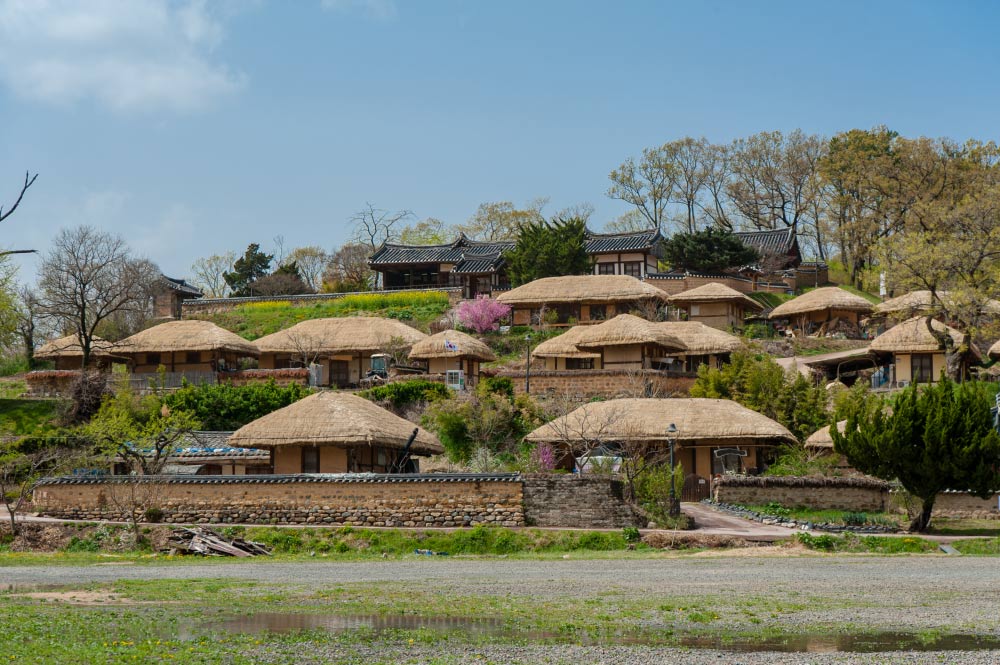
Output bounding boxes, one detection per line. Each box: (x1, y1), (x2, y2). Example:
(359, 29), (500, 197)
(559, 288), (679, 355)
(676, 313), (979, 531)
(5, 556), (1000, 663)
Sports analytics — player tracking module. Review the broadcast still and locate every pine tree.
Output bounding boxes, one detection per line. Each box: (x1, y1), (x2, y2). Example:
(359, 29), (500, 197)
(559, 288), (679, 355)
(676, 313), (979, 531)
(832, 379), (1000, 532)
(505, 216), (591, 286)
(662, 227), (760, 273)
(224, 244), (274, 297)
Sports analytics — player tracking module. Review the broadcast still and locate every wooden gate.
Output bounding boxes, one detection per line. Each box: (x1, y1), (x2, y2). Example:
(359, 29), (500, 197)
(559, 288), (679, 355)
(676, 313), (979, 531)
(681, 474), (710, 502)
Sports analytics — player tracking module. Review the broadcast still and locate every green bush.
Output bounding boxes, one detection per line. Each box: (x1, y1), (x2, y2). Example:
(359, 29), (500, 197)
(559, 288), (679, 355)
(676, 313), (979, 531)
(358, 379), (451, 408)
(65, 536), (100, 552)
(797, 532), (837, 551)
(478, 376), (514, 400)
(162, 380), (311, 430)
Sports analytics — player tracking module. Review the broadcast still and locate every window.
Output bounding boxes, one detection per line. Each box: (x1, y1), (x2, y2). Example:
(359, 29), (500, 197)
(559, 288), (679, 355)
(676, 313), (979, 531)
(911, 353), (934, 384)
(186, 351), (201, 364)
(589, 304), (607, 321)
(145, 353), (160, 366)
(301, 447), (320, 473)
(566, 358), (594, 370)
(597, 262), (616, 275)
(622, 262), (642, 278)
(690, 305), (701, 316)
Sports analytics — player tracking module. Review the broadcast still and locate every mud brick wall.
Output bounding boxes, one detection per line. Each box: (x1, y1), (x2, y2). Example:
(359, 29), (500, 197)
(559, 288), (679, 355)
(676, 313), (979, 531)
(713, 476), (891, 512)
(521, 474), (642, 528)
(923, 491), (1000, 519)
(34, 475), (524, 527)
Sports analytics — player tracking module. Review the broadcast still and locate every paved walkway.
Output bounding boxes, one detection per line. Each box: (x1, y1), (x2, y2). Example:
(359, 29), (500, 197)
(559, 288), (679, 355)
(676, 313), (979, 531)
(681, 502), (797, 540)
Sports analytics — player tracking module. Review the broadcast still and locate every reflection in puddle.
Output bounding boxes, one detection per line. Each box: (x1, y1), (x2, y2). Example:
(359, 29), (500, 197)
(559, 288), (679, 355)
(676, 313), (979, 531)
(201, 613), (1000, 653)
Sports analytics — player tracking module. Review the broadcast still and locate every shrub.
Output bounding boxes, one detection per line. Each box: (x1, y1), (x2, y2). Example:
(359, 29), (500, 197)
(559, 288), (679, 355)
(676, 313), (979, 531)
(358, 379), (451, 409)
(797, 532), (837, 551)
(163, 380), (311, 430)
(143, 507), (164, 523)
(478, 376), (514, 400)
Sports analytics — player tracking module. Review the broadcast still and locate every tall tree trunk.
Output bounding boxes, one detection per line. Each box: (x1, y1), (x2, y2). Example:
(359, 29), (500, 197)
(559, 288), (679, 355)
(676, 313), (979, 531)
(909, 497), (935, 532)
(924, 317), (965, 381)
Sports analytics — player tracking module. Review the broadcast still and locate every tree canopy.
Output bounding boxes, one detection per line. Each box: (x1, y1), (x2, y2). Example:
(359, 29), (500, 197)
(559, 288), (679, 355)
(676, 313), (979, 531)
(504, 216), (591, 286)
(832, 379), (1000, 532)
(224, 243), (273, 297)
(662, 227), (760, 273)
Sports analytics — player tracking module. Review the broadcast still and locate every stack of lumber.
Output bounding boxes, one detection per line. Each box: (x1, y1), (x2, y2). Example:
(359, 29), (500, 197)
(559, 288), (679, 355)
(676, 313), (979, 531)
(165, 527), (271, 557)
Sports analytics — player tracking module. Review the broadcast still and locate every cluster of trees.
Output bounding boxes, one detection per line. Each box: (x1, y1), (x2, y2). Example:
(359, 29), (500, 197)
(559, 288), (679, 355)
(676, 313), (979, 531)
(609, 130), (1000, 304)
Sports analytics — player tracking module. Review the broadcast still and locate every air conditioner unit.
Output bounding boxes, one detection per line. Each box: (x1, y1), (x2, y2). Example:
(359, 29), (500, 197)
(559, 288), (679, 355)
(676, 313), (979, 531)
(897, 380), (910, 388)
(445, 370), (465, 390)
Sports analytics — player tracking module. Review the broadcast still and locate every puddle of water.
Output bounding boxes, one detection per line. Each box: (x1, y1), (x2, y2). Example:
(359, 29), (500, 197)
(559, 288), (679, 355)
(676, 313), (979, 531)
(198, 612), (1000, 653)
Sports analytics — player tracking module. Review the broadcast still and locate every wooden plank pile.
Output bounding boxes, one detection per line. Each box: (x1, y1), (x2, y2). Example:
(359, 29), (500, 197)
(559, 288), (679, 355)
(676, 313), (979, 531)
(165, 527), (271, 557)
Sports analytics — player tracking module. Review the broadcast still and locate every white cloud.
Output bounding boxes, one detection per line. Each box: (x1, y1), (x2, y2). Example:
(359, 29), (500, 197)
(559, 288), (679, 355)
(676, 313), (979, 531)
(321, 0), (397, 21)
(0, 0), (244, 112)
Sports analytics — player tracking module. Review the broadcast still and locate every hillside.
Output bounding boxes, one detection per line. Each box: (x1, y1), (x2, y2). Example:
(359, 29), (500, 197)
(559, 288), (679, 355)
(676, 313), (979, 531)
(185, 292), (452, 340)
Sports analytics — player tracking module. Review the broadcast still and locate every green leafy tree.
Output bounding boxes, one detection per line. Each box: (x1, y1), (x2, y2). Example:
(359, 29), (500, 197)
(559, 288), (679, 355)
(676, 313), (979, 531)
(224, 243), (273, 297)
(162, 380), (311, 430)
(691, 350), (829, 443)
(832, 378), (1000, 532)
(662, 227), (760, 273)
(505, 216), (592, 286)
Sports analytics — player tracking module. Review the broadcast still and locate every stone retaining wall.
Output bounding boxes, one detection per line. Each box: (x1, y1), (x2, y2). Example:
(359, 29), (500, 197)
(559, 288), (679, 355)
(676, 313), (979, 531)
(491, 369), (695, 399)
(521, 474), (643, 528)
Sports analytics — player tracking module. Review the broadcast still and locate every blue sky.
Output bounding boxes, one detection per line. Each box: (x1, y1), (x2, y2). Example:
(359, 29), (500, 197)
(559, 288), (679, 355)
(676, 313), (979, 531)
(0, 0), (998, 281)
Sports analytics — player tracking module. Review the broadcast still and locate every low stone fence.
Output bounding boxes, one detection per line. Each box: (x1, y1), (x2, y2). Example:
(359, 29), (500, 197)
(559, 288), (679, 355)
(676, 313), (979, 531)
(713, 475), (892, 512)
(33, 472), (644, 528)
(24, 370), (80, 397)
(489, 369), (696, 399)
(714, 475), (1000, 519)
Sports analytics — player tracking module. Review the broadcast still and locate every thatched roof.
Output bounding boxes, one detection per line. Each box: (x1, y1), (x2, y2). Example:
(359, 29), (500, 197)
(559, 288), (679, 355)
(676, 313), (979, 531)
(227, 391), (443, 455)
(870, 316), (970, 354)
(496, 275), (667, 306)
(657, 322), (743, 355)
(117, 321), (259, 357)
(525, 398), (796, 446)
(668, 282), (763, 311)
(573, 314), (686, 352)
(254, 317), (427, 355)
(532, 326), (601, 359)
(874, 290), (1000, 317)
(805, 421), (847, 449)
(409, 330), (495, 362)
(34, 335), (119, 360)
(769, 287), (874, 319)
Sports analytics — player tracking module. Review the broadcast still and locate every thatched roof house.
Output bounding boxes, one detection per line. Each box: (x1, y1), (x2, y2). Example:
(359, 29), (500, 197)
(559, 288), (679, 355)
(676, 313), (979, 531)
(569, 314), (684, 371)
(870, 316), (978, 384)
(497, 275), (667, 326)
(532, 326), (601, 371)
(668, 282), (763, 331)
(804, 421), (846, 450)
(228, 391), (443, 473)
(254, 316), (427, 387)
(408, 330), (495, 383)
(526, 397), (795, 475)
(34, 334), (121, 370)
(769, 287), (874, 338)
(116, 320), (258, 374)
(658, 322), (742, 356)
(874, 290), (1000, 318)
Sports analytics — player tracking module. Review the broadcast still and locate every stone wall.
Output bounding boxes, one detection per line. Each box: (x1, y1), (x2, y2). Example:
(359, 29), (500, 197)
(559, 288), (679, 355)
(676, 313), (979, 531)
(521, 474), (643, 528)
(714, 476), (1000, 519)
(713, 476), (891, 512)
(33, 472), (645, 529)
(34, 474), (525, 527)
(491, 369), (696, 399)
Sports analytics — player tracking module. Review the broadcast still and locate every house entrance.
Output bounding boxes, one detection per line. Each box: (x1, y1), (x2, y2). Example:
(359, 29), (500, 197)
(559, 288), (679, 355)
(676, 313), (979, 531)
(330, 360), (350, 387)
(681, 474), (710, 502)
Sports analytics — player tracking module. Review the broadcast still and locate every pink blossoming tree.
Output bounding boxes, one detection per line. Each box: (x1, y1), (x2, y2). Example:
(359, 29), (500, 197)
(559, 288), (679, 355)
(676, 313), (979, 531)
(455, 296), (511, 333)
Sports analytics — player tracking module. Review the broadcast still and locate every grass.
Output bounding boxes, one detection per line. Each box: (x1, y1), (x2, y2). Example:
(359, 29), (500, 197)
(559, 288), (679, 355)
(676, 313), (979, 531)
(0, 398), (62, 435)
(928, 518), (1000, 537)
(0, 378), (26, 399)
(796, 532), (941, 554)
(187, 291), (451, 339)
(747, 291), (793, 309)
(744, 503), (903, 528)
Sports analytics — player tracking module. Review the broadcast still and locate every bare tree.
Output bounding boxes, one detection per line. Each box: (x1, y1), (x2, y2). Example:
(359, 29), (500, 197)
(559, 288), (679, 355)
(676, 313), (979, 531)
(607, 147), (678, 232)
(288, 246), (330, 292)
(38, 226), (160, 367)
(284, 329), (324, 368)
(326, 242), (374, 290)
(456, 200), (546, 241)
(0, 171), (38, 230)
(272, 234), (287, 266)
(352, 202), (414, 251)
(14, 286), (41, 369)
(190, 252), (235, 298)
(0, 445), (75, 536)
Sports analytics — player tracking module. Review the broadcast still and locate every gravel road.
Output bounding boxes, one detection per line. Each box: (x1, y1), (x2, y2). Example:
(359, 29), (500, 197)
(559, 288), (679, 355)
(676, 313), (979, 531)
(5, 556), (1000, 663)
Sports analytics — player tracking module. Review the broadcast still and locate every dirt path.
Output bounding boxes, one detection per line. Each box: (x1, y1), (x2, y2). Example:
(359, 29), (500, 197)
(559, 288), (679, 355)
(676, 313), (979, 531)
(682, 501), (797, 539)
